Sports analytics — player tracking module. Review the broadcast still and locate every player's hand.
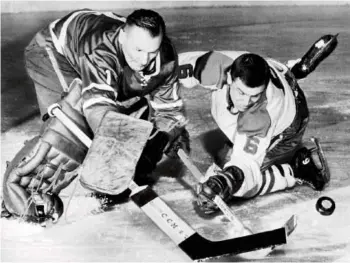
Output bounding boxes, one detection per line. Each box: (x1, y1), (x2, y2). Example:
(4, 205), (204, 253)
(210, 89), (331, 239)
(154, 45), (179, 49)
(164, 128), (190, 159)
(195, 176), (226, 214)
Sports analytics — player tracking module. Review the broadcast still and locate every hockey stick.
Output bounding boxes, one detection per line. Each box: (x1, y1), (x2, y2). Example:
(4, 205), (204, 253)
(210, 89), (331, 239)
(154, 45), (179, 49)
(47, 104), (289, 261)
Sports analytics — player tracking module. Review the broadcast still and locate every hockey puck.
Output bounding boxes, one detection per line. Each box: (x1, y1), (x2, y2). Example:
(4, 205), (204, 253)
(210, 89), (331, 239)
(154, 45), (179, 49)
(316, 196), (335, 216)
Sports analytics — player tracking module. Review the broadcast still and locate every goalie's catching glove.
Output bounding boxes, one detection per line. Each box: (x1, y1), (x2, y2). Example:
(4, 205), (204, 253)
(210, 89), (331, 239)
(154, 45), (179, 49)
(196, 166), (244, 214)
(2, 86), (91, 224)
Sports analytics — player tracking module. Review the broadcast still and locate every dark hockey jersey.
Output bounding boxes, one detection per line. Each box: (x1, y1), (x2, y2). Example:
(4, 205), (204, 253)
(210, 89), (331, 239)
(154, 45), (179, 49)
(35, 9), (185, 132)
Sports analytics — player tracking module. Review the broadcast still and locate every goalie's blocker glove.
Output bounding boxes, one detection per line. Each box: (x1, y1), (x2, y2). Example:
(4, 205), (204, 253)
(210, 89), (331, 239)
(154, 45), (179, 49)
(164, 128), (191, 159)
(196, 166), (244, 214)
(136, 127), (190, 174)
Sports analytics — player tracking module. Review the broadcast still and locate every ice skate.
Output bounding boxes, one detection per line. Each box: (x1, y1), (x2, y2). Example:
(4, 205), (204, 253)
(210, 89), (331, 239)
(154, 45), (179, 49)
(292, 137), (330, 191)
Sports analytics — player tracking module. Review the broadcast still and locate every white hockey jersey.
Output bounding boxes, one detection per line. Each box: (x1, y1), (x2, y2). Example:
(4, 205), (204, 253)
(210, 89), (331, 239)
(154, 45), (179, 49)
(179, 51), (299, 196)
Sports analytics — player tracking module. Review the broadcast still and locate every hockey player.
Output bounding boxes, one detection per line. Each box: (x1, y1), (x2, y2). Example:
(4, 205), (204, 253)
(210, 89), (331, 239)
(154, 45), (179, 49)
(178, 50), (330, 214)
(1, 9), (190, 224)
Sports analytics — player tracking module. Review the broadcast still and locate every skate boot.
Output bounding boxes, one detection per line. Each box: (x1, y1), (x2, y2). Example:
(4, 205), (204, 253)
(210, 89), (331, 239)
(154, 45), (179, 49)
(290, 34), (338, 79)
(291, 137), (330, 191)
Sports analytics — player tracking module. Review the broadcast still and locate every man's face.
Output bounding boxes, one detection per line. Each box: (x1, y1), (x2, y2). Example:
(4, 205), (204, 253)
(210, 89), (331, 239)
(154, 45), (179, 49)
(229, 77), (266, 112)
(119, 25), (162, 72)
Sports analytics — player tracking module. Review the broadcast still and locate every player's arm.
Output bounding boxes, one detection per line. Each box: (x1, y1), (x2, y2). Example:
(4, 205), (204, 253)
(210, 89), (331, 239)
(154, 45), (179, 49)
(178, 51), (234, 89)
(222, 132), (273, 196)
(149, 61), (190, 158)
(79, 48), (121, 133)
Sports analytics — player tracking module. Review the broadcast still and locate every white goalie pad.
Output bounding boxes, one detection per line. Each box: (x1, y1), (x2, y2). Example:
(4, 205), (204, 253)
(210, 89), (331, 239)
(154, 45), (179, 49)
(79, 111), (153, 195)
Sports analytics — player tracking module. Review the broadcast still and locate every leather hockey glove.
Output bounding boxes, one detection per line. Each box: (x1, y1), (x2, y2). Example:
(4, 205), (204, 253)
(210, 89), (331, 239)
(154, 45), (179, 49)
(135, 129), (169, 178)
(164, 128), (191, 159)
(196, 166), (244, 214)
(136, 127), (191, 174)
(2, 88), (91, 224)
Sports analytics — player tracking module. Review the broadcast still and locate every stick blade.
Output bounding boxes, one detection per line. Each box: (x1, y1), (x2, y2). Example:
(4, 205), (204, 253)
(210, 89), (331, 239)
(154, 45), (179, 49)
(179, 227), (287, 261)
(238, 215), (298, 259)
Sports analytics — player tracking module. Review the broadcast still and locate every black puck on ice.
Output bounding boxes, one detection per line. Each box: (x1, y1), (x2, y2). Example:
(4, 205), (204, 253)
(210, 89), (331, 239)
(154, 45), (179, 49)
(316, 196), (335, 216)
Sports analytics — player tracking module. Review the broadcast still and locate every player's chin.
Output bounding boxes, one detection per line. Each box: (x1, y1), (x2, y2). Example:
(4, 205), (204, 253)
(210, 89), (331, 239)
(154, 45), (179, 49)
(236, 107), (247, 112)
(130, 64), (146, 71)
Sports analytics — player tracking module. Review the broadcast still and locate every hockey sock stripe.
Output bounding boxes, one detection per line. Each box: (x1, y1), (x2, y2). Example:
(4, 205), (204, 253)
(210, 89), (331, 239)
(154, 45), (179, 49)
(275, 164), (285, 177)
(264, 167), (276, 194)
(261, 169), (272, 194)
(254, 171), (267, 197)
(282, 164), (296, 188)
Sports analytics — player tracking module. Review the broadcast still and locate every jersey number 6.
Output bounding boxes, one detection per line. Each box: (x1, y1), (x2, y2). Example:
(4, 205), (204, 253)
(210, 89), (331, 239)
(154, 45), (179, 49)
(244, 136), (260, 154)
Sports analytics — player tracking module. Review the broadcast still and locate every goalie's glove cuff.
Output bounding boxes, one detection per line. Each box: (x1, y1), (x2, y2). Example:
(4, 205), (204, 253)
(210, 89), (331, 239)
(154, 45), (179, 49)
(136, 129), (169, 176)
(31, 192), (64, 224)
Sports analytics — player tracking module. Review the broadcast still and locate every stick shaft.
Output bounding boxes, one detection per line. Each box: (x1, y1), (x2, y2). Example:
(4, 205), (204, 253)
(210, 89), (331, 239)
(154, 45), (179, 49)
(48, 104), (92, 148)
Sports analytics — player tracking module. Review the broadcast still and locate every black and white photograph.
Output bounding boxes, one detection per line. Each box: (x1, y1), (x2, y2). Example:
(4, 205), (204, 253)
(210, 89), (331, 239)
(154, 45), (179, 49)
(1, 1), (350, 261)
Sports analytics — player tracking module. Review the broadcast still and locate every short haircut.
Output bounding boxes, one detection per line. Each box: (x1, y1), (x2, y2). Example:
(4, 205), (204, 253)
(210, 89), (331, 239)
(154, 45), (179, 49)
(126, 9), (166, 37)
(230, 53), (270, 88)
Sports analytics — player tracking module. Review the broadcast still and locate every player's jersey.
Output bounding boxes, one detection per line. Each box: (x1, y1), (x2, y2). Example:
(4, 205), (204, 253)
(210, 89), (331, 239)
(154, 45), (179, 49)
(178, 51), (298, 185)
(35, 9), (185, 132)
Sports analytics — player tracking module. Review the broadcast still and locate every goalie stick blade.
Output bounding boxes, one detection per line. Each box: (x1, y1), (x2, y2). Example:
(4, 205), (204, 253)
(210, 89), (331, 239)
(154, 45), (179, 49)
(130, 184), (287, 261)
(241, 214), (298, 259)
(179, 228), (286, 261)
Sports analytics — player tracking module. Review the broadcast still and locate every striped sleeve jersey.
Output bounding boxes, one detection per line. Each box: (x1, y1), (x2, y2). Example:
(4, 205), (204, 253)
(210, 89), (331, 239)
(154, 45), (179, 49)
(35, 9), (185, 132)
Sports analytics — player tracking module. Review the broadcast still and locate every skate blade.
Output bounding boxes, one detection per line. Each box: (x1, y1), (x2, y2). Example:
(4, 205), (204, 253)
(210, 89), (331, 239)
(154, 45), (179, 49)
(310, 137), (331, 183)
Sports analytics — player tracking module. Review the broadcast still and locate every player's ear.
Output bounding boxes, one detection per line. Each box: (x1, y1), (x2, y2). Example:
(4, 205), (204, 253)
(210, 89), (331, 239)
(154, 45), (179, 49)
(119, 28), (126, 45)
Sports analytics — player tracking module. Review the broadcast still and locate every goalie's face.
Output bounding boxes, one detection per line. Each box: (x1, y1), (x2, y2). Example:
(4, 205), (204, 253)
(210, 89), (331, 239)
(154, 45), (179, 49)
(119, 24), (162, 72)
(229, 77), (266, 112)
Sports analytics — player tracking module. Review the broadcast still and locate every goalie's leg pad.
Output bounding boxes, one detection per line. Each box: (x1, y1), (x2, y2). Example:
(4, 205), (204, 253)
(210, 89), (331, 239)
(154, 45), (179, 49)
(79, 111), (153, 195)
